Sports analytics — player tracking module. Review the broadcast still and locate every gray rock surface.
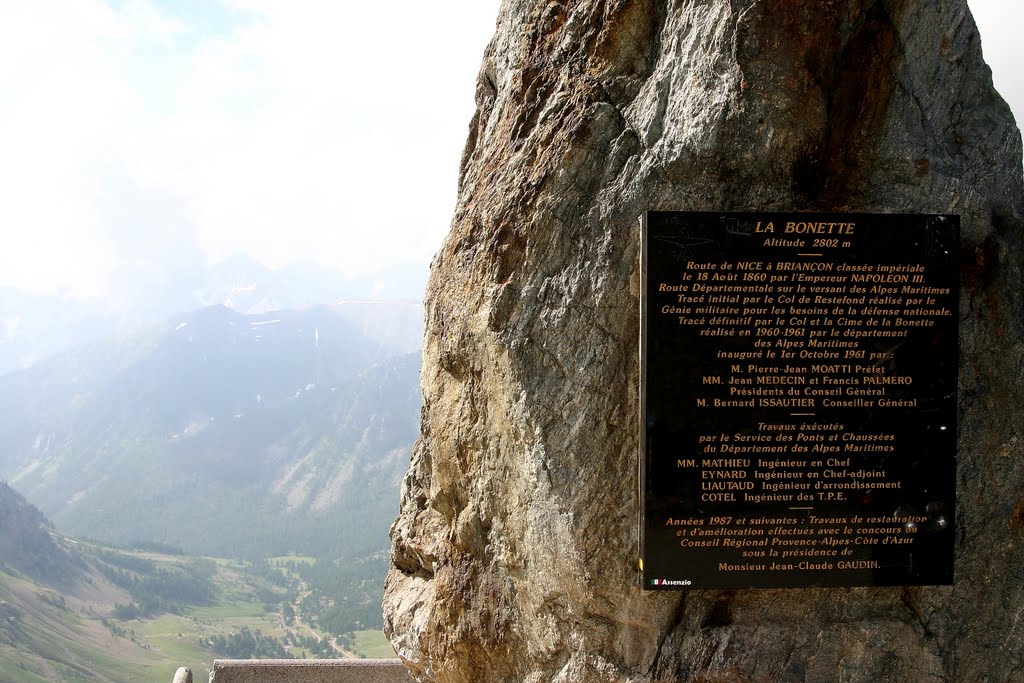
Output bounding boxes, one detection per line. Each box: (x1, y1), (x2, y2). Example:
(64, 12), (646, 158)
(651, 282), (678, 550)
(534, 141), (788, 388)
(384, 1), (1024, 681)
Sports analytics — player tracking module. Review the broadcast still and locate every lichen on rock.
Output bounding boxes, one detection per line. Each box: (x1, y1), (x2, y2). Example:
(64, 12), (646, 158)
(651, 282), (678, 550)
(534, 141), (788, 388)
(384, 1), (1024, 681)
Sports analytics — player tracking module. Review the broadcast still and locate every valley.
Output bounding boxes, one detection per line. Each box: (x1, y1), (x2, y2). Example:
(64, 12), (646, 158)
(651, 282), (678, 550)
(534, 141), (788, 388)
(0, 301), (417, 680)
(0, 537), (395, 681)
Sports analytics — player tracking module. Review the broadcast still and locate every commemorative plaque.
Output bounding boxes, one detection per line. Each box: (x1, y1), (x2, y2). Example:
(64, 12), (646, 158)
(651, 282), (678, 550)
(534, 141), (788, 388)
(640, 212), (958, 589)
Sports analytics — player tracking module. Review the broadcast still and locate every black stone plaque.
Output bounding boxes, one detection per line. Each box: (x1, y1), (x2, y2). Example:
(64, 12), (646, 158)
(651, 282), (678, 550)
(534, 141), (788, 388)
(640, 212), (958, 589)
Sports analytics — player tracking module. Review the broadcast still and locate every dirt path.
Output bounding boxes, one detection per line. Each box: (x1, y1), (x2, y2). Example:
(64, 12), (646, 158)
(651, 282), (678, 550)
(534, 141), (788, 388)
(288, 589), (357, 659)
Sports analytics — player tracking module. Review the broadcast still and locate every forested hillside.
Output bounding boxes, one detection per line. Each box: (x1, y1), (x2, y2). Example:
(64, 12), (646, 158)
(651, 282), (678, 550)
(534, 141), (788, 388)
(0, 305), (419, 560)
(0, 300), (418, 678)
(0, 489), (385, 681)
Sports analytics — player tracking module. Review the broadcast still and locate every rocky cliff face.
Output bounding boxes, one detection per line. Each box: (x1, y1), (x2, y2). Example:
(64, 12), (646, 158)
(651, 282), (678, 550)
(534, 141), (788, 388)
(383, 1), (1024, 681)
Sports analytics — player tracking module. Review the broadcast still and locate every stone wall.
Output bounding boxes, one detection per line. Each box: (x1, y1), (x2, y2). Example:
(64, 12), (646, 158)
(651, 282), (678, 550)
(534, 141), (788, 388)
(208, 659), (412, 683)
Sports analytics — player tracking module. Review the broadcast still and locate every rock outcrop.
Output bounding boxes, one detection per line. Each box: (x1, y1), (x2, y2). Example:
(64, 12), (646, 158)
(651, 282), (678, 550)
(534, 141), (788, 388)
(384, 1), (1024, 681)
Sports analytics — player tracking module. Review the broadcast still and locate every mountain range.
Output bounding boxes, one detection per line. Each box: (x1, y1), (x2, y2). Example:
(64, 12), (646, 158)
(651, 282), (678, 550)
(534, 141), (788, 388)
(0, 254), (426, 375)
(0, 303), (421, 560)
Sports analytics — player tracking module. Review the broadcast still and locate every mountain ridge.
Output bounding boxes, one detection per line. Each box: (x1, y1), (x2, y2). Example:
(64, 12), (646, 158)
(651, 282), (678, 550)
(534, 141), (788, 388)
(0, 256), (426, 375)
(0, 482), (79, 585)
(0, 303), (421, 560)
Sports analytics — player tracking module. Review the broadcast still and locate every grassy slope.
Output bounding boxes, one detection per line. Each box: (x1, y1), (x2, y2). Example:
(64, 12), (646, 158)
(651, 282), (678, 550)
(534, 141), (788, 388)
(0, 547), (292, 682)
(0, 566), (164, 682)
(352, 630), (396, 658)
(0, 544), (398, 681)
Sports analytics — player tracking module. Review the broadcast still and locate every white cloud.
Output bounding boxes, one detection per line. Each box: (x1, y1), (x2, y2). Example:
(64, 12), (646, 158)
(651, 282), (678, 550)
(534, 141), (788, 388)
(165, 0), (499, 273)
(969, 0), (1024, 126)
(0, 0), (135, 296)
(0, 0), (1019, 301)
(0, 0), (499, 298)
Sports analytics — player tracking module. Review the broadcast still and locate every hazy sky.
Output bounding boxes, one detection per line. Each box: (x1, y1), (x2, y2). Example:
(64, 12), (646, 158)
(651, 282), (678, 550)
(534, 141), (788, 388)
(0, 0), (501, 299)
(0, 0), (1020, 300)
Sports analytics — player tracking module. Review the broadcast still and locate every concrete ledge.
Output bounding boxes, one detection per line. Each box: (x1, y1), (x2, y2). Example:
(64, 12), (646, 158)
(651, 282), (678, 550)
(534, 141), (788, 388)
(210, 659), (413, 683)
